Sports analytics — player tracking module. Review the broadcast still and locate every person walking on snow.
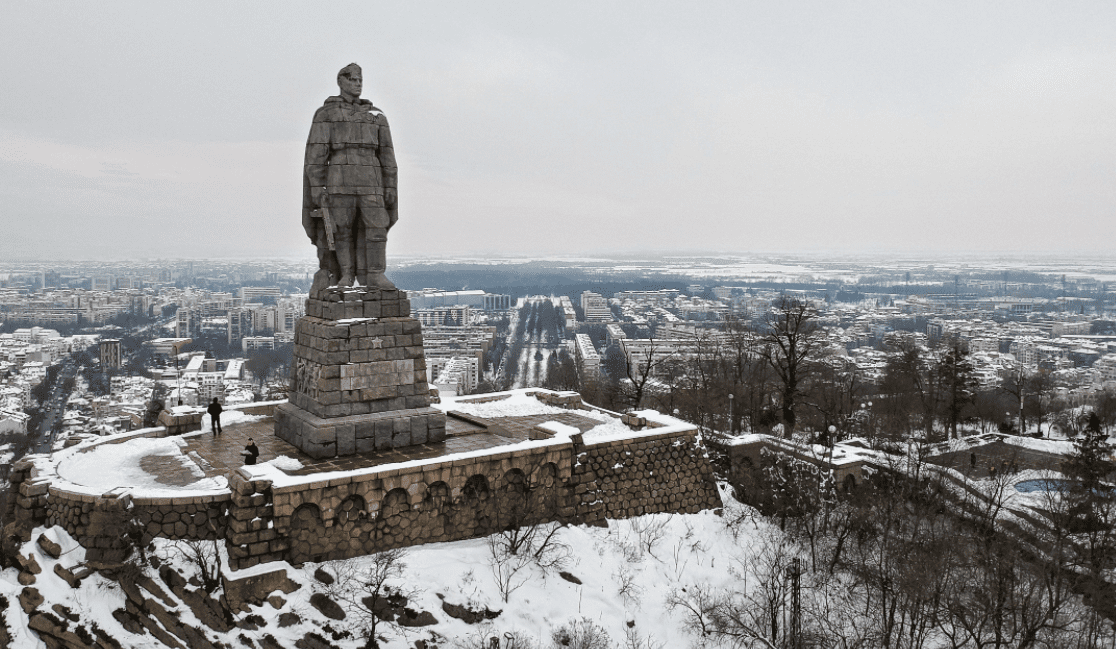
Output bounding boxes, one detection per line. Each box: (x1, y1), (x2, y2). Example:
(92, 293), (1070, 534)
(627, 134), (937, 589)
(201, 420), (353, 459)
(207, 397), (223, 435)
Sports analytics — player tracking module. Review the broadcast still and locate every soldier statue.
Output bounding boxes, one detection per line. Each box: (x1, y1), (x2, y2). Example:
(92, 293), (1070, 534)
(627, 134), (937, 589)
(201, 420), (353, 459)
(303, 63), (398, 297)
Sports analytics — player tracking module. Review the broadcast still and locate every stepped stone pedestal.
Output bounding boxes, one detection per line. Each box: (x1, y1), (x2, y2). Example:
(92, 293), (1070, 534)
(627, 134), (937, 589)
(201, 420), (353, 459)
(274, 286), (446, 459)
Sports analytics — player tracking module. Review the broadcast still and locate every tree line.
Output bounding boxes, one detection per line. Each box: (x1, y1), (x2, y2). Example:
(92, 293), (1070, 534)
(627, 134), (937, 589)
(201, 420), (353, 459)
(692, 416), (1116, 648)
(579, 296), (1116, 447)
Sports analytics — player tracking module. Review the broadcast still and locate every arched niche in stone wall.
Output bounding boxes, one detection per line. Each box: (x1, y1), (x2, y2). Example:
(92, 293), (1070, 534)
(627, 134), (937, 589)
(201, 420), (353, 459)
(382, 488), (411, 519)
(531, 462), (560, 517)
(462, 474), (494, 533)
(533, 462), (558, 488)
(292, 502), (322, 526)
(498, 468), (531, 528)
(422, 481), (450, 513)
(338, 494), (367, 524)
(462, 474), (490, 504)
(501, 468), (527, 493)
(289, 502), (326, 564)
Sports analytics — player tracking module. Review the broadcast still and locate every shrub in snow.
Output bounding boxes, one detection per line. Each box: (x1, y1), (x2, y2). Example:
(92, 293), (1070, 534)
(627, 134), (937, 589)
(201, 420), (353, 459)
(550, 617), (612, 649)
(159, 539), (223, 593)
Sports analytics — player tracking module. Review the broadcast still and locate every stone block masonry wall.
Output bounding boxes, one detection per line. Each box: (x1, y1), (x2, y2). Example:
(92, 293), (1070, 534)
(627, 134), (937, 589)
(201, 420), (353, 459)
(131, 496), (228, 542)
(277, 287), (448, 459)
(715, 436), (867, 491)
(233, 443), (575, 568)
(225, 474), (284, 570)
(571, 429), (720, 524)
(41, 488), (230, 563)
(275, 403), (445, 459)
(288, 315), (432, 418)
(230, 427), (720, 568)
(158, 409), (203, 436)
(3, 458), (48, 545)
(304, 287), (412, 322)
(2, 397), (722, 570)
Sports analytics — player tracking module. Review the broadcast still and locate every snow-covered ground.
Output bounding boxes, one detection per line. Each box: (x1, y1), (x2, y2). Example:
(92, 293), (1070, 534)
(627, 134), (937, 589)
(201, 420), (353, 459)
(55, 436), (226, 495)
(36, 409), (262, 497)
(0, 486), (793, 649)
(442, 390), (684, 442)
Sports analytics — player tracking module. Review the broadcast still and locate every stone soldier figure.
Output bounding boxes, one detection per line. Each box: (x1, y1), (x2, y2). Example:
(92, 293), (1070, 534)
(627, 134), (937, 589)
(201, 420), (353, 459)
(304, 63), (398, 296)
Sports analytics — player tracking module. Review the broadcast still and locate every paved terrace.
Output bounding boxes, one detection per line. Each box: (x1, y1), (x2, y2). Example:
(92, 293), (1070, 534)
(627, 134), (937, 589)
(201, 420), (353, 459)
(178, 410), (604, 483)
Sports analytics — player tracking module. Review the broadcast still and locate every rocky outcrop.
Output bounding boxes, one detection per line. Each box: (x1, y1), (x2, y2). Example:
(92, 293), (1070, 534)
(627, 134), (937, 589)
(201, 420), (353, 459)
(37, 532), (62, 559)
(309, 593), (346, 620)
(222, 565), (302, 613)
(19, 586), (42, 614)
(438, 595), (501, 624)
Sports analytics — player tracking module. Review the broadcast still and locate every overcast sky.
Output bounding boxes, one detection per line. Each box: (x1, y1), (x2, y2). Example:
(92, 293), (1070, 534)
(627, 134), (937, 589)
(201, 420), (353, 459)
(1, 1), (1114, 261)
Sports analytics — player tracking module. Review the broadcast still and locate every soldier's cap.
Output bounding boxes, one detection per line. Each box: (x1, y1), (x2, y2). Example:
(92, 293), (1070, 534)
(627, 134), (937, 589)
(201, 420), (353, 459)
(338, 63), (362, 81)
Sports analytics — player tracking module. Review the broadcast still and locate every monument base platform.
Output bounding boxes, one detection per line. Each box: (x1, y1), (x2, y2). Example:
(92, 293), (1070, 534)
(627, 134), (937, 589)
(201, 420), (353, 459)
(276, 285), (445, 459)
(274, 402), (447, 459)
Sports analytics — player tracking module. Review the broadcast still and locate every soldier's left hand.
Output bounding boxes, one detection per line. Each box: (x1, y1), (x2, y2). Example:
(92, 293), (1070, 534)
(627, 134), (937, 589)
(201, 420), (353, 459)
(385, 188), (397, 208)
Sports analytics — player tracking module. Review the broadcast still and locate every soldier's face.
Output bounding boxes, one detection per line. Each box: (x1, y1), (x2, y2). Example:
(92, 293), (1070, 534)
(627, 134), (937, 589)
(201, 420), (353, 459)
(339, 73), (362, 98)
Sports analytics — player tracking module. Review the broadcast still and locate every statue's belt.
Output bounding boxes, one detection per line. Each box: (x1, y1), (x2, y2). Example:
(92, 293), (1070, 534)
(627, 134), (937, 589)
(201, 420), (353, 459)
(330, 143), (380, 150)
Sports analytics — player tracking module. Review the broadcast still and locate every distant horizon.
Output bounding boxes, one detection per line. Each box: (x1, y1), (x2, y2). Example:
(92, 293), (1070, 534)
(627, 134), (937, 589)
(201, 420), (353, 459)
(5, 248), (1116, 264)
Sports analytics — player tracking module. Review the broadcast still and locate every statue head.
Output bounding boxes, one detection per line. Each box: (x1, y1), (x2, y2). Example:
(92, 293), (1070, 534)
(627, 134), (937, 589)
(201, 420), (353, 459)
(337, 63), (363, 100)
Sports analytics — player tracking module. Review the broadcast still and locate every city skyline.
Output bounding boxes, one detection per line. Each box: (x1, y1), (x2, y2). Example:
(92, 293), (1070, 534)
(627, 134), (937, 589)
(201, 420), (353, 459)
(2, 2), (1115, 260)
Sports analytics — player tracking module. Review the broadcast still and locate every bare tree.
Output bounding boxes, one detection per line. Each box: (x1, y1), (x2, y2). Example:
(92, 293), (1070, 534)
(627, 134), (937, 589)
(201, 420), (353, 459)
(487, 534), (534, 604)
(936, 336), (977, 439)
(668, 529), (808, 649)
(326, 547), (410, 648)
(999, 366), (1027, 433)
(623, 337), (667, 410)
(761, 296), (824, 436)
(550, 617), (613, 649)
(805, 358), (861, 443)
(160, 539), (222, 592)
(1094, 388), (1116, 434)
(884, 341), (941, 440)
(1024, 369), (1056, 436)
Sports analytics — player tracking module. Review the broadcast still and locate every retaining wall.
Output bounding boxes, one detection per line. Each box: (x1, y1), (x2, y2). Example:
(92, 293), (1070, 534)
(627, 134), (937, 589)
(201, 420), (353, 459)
(5, 399), (722, 571)
(573, 428), (718, 523)
(715, 435), (868, 491)
(226, 424), (721, 569)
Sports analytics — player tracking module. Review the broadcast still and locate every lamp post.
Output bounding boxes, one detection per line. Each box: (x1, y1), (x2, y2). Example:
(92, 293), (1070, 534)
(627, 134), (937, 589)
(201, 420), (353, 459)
(728, 393), (734, 435)
(175, 352), (183, 406)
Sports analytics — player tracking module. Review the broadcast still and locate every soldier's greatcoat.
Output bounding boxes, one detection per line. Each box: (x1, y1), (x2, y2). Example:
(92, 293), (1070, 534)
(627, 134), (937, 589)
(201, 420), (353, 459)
(302, 95), (398, 243)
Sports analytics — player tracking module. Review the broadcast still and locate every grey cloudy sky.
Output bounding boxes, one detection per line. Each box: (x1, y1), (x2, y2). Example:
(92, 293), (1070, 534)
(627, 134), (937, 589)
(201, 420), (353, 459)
(1, 1), (1114, 260)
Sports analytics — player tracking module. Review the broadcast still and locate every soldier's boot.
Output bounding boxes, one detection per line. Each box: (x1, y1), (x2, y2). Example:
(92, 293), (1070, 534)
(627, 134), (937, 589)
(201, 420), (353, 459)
(365, 239), (396, 290)
(335, 236), (356, 287)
